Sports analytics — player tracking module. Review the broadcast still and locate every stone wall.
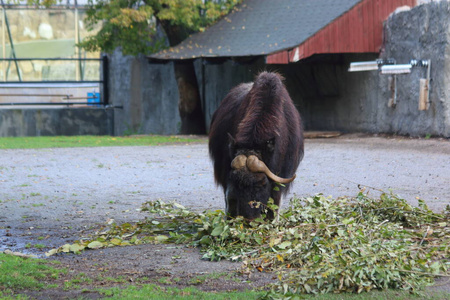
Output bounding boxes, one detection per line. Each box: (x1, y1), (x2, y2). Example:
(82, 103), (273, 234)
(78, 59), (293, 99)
(377, 1), (450, 136)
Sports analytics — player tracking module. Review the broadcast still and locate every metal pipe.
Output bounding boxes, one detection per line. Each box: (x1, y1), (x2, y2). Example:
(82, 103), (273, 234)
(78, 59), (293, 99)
(1, 1), (21, 81)
(0, 58), (102, 61)
(75, 7), (80, 81)
(1, 10), (6, 81)
(101, 55), (109, 105)
(0, 93), (73, 97)
(62, 96), (98, 100)
(0, 102), (105, 106)
(0, 80), (102, 84)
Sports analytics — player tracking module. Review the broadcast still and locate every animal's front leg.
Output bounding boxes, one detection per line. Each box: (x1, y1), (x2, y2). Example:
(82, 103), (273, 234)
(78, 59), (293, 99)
(225, 190), (238, 219)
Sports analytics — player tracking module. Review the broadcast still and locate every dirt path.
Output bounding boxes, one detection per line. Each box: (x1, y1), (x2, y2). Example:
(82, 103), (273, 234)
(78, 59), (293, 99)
(1, 134), (449, 297)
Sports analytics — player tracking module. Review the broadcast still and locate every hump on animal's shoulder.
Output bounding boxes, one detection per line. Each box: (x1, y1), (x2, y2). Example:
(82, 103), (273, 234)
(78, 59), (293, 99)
(254, 71), (284, 91)
(235, 71), (289, 145)
(248, 71), (286, 104)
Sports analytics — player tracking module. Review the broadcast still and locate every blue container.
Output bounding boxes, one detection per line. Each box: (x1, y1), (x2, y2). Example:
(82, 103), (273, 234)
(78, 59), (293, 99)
(87, 92), (101, 106)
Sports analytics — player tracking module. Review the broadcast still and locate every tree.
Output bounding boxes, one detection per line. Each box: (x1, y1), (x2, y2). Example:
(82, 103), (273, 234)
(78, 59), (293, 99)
(77, 0), (241, 134)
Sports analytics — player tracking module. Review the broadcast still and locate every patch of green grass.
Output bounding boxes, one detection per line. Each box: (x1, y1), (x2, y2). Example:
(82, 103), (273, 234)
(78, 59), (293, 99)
(25, 243), (46, 250)
(0, 290), (30, 300)
(157, 276), (173, 285)
(99, 284), (265, 299)
(0, 253), (64, 291)
(101, 275), (128, 284)
(0, 135), (204, 149)
(188, 272), (229, 285)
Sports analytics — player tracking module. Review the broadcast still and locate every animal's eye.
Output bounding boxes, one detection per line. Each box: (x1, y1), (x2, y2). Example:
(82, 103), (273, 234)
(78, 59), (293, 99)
(266, 139), (275, 152)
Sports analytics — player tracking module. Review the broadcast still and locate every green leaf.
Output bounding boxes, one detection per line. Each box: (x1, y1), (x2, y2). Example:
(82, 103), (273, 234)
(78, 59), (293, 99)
(110, 238), (122, 246)
(277, 241), (291, 250)
(61, 244), (71, 253)
(155, 235), (169, 242)
(87, 241), (104, 249)
(210, 224), (224, 237)
(199, 236), (211, 245)
(45, 249), (58, 257)
(342, 218), (353, 225)
(69, 244), (85, 253)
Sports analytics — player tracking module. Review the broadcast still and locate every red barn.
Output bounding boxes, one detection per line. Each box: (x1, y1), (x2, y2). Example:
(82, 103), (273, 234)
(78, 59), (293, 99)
(146, 0), (449, 137)
(151, 0), (416, 64)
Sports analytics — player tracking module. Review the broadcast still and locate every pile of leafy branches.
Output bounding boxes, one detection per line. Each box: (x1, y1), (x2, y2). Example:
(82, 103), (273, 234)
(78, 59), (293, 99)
(47, 192), (449, 296)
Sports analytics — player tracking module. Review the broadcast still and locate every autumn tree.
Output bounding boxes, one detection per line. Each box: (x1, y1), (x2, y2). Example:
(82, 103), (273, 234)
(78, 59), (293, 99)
(75, 0), (241, 134)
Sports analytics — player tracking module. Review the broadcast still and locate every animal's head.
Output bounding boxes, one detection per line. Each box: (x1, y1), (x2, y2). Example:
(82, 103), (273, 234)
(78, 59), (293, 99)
(225, 150), (295, 220)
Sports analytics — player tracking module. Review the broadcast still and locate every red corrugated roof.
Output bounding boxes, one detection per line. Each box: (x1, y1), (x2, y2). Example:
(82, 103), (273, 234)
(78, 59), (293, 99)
(266, 0), (416, 64)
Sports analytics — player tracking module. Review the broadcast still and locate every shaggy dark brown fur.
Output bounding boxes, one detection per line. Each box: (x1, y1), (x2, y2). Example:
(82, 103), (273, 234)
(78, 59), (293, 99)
(209, 72), (304, 219)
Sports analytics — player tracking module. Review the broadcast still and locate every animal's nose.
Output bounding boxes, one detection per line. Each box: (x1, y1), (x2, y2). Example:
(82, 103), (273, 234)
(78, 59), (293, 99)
(248, 201), (261, 208)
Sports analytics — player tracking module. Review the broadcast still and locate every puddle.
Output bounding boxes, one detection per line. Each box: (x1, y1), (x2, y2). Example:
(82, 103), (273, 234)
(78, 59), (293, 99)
(0, 228), (43, 257)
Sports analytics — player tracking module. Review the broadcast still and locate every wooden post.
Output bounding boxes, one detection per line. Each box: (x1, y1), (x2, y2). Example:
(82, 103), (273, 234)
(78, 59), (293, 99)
(418, 78), (429, 110)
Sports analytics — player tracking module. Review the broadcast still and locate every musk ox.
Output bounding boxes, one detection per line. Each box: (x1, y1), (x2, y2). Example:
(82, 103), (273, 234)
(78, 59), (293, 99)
(208, 72), (304, 220)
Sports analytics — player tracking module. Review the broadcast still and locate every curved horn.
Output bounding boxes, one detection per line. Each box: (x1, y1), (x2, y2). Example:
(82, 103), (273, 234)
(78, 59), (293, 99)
(231, 154), (247, 170)
(246, 155), (296, 184)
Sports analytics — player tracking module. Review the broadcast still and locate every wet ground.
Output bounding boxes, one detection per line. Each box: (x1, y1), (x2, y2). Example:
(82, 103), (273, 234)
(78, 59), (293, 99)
(0, 134), (449, 297)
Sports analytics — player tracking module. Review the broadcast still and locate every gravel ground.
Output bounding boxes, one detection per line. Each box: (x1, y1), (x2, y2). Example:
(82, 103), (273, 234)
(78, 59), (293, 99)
(0, 134), (449, 297)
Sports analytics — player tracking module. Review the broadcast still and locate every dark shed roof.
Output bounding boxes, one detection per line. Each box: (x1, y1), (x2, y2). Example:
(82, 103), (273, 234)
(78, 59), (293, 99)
(150, 0), (363, 60)
(149, 0), (417, 63)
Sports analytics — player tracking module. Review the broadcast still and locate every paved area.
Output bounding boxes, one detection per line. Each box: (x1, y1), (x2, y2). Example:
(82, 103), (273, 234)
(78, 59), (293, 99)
(0, 135), (449, 253)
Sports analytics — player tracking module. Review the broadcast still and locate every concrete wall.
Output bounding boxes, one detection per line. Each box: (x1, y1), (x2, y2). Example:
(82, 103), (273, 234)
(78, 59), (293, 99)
(0, 108), (113, 137)
(108, 50), (180, 135)
(198, 58), (265, 131)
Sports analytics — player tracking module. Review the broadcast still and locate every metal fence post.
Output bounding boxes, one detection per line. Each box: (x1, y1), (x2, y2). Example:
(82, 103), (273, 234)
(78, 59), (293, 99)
(102, 54), (109, 106)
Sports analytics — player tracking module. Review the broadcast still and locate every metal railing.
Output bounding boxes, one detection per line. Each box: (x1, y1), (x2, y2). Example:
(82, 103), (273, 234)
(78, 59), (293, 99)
(0, 55), (108, 106)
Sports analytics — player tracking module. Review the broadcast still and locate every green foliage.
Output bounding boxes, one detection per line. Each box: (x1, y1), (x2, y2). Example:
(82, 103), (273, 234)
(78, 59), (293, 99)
(47, 192), (450, 297)
(79, 0), (242, 55)
(151, 0), (242, 31)
(13, 1), (242, 54)
(79, 0), (161, 55)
